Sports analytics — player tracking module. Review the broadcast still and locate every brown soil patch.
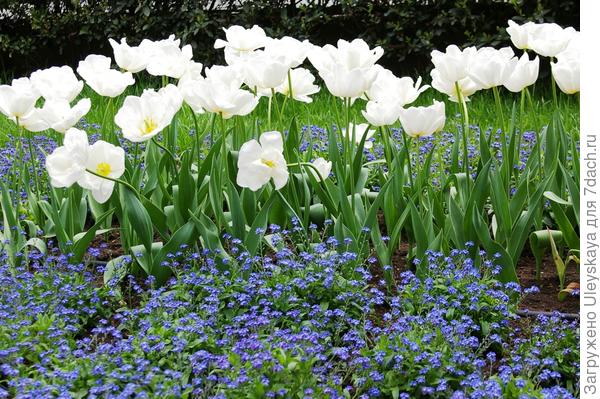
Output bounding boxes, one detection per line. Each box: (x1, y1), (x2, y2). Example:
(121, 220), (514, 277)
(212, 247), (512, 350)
(517, 252), (579, 315)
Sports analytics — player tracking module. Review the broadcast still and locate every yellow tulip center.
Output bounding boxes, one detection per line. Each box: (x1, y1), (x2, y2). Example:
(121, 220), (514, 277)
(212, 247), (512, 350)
(141, 118), (158, 135)
(261, 159), (276, 168)
(96, 162), (112, 177)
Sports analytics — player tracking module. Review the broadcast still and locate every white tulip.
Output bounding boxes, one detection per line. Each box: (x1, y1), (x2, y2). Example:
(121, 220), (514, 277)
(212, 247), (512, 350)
(45, 128), (89, 187)
(236, 131), (288, 191)
(109, 38), (148, 73)
(204, 64), (245, 88)
(139, 35), (181, 54)
(309, 157), (332, 181)
(430, 45), (477, 84)
(115, 84), (183, 142)
(239, 51), (289, 90)
(30, 66), (83, 102)
(309, 39), (383, 99)
(177, 61), (204, 88)
(79, 141), (125, 203)
(468, 47), (517, 90)
(264, 36), (313, 69)
(504, 53), (539, 92)
(506, 20), (536, 50)
(275, 67), (320, 103)
(0, 77), (41, 123)
(366, 66), (428, 106)
(430, 68), (478, 102)
(146, 42), (194, 79)
(361, 100), (401, 127)
(18, 109), (49, 132)
(398, 101), (446, 139)
(77, 54), (135, 97)
(321, 64), (377, 99)
(214, 25), (269, 64)
(341, 123), (376, 149)
(77, 54), (112, 77)
(551, 54), (579, 94)
(39, 98), (91, 133)
(528, 23), (576, 58)
(181, 66), (257, 118)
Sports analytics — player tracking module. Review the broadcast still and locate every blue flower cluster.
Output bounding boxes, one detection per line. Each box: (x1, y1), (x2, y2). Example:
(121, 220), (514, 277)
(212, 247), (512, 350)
(0, 230), (578, 398)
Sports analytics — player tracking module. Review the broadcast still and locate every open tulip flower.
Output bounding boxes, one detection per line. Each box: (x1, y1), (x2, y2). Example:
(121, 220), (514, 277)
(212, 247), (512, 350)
(77, 54), (135, 98)
(145, 40), (194, 79)
(430, 45), (477, 85)
(115, 84), (183, 142)
(0, 77), (41, 124)
(468, 47), (517, 90)
(45, 128), (90, 187)
(46, 128), (125, 203)
(506, 20), (536, 50)
(264, 36), (314, 69)
(366, 66), (428, 106)
(342, 123), (376, 149)
(238, 50), (289, 91)
(275, 67), (320, 103)
(78, 140), (126, 203)
(181, 65), (257, 118)
(398, 101), (446, 139)
(30, 65), (83, 102)
(431, 68), (478, 102)
(504, 53), (539, 93)
(39, 98), (92, 133)
(362, 100), (401, 127)
(109, 38), (149, 73)
(527, 23), (576, 58)
(237, 131), (289, 191)
(177, 61), (204, 88)
(309, 39), (383, 99)
(214, 25), (268, 64)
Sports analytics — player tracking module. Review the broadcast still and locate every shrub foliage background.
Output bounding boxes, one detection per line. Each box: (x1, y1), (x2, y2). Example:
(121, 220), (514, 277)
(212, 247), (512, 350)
(0, 0), (579, 76)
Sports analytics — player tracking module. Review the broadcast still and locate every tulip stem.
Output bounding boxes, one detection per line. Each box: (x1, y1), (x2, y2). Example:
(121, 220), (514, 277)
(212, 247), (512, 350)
(267, 93), (273, 130)
(492, 86), (509, 192)
(220, 113), (229, 183)
(550, 57), (559, 109)
(151, 137), (178, 166)
(454, 82), (470, 185)
(85, 169), (141, 200)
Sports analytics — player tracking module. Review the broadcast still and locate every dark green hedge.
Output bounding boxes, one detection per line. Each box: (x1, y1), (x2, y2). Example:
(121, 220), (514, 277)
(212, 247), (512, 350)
(0, 0), (579, 77)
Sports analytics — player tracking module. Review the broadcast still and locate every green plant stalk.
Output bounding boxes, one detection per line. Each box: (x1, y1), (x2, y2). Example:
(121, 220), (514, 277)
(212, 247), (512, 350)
(550, 57), (559, 109)
(267, 91), (273, 130)
(454, 82), (470, 186)
(85, 169), (142, 200)
(492, 86), (510, 193)
(151, 137), (178, 166)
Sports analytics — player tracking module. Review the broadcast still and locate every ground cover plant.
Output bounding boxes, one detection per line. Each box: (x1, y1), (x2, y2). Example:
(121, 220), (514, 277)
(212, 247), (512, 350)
(0, 19), (580, 398)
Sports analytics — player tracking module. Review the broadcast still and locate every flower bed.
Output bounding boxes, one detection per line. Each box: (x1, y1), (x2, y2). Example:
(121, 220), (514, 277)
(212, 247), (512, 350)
(0, 19), (580, 398)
